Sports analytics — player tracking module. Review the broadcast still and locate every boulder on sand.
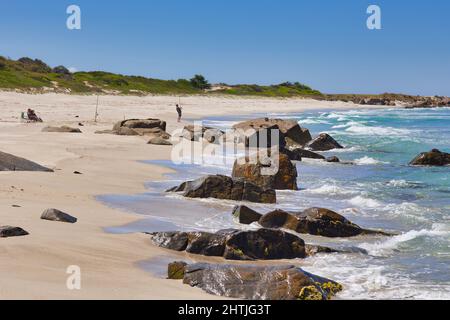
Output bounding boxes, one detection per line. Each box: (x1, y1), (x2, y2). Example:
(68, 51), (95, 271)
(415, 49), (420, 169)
(233, 118), (312, 148)
(0, 150), (53, 172)
(259, 207), (392, 238)
(147, 136), (172, 146)
(232, 153), (298, 190)
(306, 133), (343, 151)
(0, 226), (29, 238)
(182, 125), (225, 143)
(149, 228), (306, 260)
(172, 262), (342, 300)
(42, 126), (82, 133)
(41, 208), (77, 223)
(232, 205), (262, 224)
(110, 118), (168, 136)
(167, 175), (276, 204)
(409, 149), (450, 166)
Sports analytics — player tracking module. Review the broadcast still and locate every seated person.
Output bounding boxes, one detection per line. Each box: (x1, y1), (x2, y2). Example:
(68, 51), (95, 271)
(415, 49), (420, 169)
(27, 108), (42, 122)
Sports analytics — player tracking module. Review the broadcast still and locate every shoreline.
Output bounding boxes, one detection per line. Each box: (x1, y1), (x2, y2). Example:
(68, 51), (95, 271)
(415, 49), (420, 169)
(0, 92), (392, 299)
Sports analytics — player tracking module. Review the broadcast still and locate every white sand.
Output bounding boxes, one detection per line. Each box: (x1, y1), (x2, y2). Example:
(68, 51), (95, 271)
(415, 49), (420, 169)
(0, 92), (378, 299)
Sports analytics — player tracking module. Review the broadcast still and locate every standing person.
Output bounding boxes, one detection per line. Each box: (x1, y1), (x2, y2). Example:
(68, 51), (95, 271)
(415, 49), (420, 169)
(176, 104), (183, 122)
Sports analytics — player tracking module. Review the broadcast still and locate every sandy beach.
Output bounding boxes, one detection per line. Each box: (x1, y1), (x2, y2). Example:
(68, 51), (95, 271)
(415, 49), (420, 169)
(0, 92), (381, 299)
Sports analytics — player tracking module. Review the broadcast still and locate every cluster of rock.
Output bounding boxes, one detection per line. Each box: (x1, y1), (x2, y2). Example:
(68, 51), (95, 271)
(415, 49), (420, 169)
(149, 228), (341, 261)
(96, 118), (172, 145)
(182, 125), (225, 144)
(0, 150), (53, 172)
(230, 118), (343, 162)
(168, 262), (343, 300)
(405, 96), (450, 109)
(233, 205), (392, 238)
(167, 175), (276, 204)
(409, 149), (450, 166)
(42, 126), (82, 133)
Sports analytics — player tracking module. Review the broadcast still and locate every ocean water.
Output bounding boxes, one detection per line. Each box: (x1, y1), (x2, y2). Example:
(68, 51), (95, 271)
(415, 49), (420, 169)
(99, 107), (450, 300)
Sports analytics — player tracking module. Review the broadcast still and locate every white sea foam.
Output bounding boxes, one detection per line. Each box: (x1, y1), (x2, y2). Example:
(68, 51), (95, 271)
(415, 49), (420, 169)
(354, 156), (388, 165)
(359, 224), (450, 257)
(345, 124), (413, 136)
(305, 185), (358, 196)
(386, 179), (415, 188)
(348, 196), (382, 208)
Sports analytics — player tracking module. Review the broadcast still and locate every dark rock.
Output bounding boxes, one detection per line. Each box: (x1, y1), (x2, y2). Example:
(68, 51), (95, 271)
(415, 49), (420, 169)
(224, 229), (306, 260)
(259, 207), (391, 238)
(409, 149), (450, 166)
(0, 226), (29, 238)
(306, 134), (343, 151)
(0, 151), (53, 172)
(73, 171), (82, 175)
(41, 208), (77, 223)
(167, 175), (276, 204)
(326, 156), (340, 163)
(150, 229), (306, 261)
(283, 148), (325, 161)
(232, 205), (262, 224)
(42, 126), (82, 133)
(168, 261), (187, 280)
(186, 232), (227, 256)
(181, 263), (342, 300)
(148, 231), (189, 251)
(232, 153), (298, 190)
(305, 244), (341, 256)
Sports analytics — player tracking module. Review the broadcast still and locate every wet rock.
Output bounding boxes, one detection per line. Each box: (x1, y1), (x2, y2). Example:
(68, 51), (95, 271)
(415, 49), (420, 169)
(306, 133), (343, 151)
(150, 229), (306, 260)
(232, 153), (298, 190)
(167, 175), (276, 204)
(0, 226), (29, 238)
(0, 151), (53, 172)
(259, 207), (391, 238)
(41, 208), (77, 224)
(148, 231), (189, 251)
(283, 148), (325, 161)
(224, 229), (306, 260)
(168, 261), (187, 280)
(180, 263), (343, 300)
(42, 126), (82, 133)
(232, 205), (262, 224)
(185, 232), (227, 256)
(305, 244), (341, 256)
(409, 149), (450, 166)
(326, 156), (340, 163)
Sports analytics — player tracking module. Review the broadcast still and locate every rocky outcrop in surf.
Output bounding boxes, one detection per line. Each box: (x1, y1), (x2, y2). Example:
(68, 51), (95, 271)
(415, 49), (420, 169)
(232, 153), (298, 190)
(306, 133), (344, 151)
(167, 262), (343, 300)
(0, 150), (53, 172)
(232, 118), (312, 149)
(166, 175), (276, 204)
(149, 229), (307, 260)
(233, 206), (392, 238)
(409, 149), (450, 166)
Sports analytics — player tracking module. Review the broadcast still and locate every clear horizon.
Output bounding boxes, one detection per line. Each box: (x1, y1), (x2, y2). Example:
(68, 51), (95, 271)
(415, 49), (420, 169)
(1, 0), (449, 95)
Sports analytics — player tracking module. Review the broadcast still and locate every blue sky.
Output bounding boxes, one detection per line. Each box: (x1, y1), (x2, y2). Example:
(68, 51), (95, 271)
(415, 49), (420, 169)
(1, 0), (449, 95)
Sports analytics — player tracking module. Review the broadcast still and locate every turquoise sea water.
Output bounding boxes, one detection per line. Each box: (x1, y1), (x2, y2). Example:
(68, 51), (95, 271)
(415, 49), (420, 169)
(100, 107), (450, 300)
